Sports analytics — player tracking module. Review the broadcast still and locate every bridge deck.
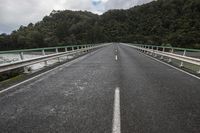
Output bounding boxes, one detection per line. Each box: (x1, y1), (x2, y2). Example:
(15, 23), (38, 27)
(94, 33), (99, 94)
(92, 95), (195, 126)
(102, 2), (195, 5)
(0, 44), (199, 133)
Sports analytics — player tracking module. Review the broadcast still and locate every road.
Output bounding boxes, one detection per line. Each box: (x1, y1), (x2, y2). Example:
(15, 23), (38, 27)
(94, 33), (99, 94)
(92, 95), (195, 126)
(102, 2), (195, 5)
(0, 43), (200, 133)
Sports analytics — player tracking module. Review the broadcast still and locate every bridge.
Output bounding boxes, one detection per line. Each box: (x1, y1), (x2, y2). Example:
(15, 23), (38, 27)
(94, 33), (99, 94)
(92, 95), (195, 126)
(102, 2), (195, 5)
(0, 43), (200, 133)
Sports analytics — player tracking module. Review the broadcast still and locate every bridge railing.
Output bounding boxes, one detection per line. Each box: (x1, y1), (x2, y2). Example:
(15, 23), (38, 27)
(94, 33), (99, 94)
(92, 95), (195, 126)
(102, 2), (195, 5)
(122, 43), (200, 74)
(0, 44), (108, 73)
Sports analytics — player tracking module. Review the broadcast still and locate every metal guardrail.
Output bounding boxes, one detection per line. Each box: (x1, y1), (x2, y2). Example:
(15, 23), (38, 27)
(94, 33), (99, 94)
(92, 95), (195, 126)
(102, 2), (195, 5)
(122, 43), (200, 74)
(0, 43), (109, 73)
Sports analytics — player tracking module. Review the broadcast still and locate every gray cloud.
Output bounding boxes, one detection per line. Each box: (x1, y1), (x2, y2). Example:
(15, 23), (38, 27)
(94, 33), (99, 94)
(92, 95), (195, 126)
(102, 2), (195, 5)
(104, 0), (154, 10)
(0, 0), (153, 34)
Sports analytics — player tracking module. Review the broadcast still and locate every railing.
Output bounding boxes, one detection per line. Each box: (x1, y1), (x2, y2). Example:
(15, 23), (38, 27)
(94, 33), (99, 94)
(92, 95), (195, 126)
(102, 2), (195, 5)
(122, 43), (200, 74)
(0, 44), (109, 73)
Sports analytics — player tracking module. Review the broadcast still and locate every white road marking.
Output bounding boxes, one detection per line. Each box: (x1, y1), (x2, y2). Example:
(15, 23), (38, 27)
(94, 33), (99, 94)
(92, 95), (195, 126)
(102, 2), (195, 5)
(112, 87), (121, 133)
(115, 55), (118, 61)
(0, 53), (93, 94)
(142, 52), (200, 80)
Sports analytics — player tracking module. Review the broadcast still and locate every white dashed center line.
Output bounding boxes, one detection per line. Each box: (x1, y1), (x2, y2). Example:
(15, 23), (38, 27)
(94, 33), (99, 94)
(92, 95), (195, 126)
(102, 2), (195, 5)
(112, 87), (121, 133)
(115, 55), (118, 61)
(115, 49), (118, 61)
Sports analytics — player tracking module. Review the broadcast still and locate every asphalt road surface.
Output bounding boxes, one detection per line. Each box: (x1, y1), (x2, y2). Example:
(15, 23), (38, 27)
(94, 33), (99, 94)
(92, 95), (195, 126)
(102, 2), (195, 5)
(0, 43), (200, 133)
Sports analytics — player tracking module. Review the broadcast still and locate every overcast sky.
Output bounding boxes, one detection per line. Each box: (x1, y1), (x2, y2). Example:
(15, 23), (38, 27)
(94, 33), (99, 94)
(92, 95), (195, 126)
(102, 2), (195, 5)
(0, 0), (153, 34)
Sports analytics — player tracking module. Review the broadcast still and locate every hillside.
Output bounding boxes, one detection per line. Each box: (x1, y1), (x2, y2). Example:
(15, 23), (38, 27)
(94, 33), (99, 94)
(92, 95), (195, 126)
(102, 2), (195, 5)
(0, 0), (200, 50)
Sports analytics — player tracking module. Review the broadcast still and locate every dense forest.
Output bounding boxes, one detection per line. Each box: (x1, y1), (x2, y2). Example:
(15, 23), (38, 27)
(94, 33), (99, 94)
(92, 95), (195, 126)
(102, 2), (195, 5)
(0, 0), (200, 50)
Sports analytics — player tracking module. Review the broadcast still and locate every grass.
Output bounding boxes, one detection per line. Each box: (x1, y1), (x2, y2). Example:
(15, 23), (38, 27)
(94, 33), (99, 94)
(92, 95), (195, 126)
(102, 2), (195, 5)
(0, 74), (26, 91)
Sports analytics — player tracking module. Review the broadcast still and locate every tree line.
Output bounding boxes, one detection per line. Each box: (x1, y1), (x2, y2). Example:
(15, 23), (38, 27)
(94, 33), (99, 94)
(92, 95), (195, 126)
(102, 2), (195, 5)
(0, 0), (200, 51)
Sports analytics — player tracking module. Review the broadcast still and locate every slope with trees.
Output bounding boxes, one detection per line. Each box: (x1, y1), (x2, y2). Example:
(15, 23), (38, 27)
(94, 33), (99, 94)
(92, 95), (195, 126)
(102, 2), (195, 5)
(0, 0), (200, 50)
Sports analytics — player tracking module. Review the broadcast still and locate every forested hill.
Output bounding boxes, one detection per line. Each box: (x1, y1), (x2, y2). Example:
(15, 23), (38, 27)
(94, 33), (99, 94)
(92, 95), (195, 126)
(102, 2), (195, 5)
(0, 0), (200, 50)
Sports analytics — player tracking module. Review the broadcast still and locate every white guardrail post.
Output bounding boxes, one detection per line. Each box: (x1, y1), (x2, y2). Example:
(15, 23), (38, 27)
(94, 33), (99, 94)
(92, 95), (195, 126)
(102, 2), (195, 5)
(168, 48), (173, 63)
(19, 51), (29, 73)
(55, 48), (61, 62)
(65, 47), (68, 52)
(151, 46), (154, 56)
(72, 46), (75, 56)
(19, 52), (24, 60)
(155, 46), (158, 57)
(180, 50), (186, 67)
(160, 47), (165, 60)
(65, 47), (68, 59)
(78, 46), (81, 55)
(42, 49), (48, 66)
